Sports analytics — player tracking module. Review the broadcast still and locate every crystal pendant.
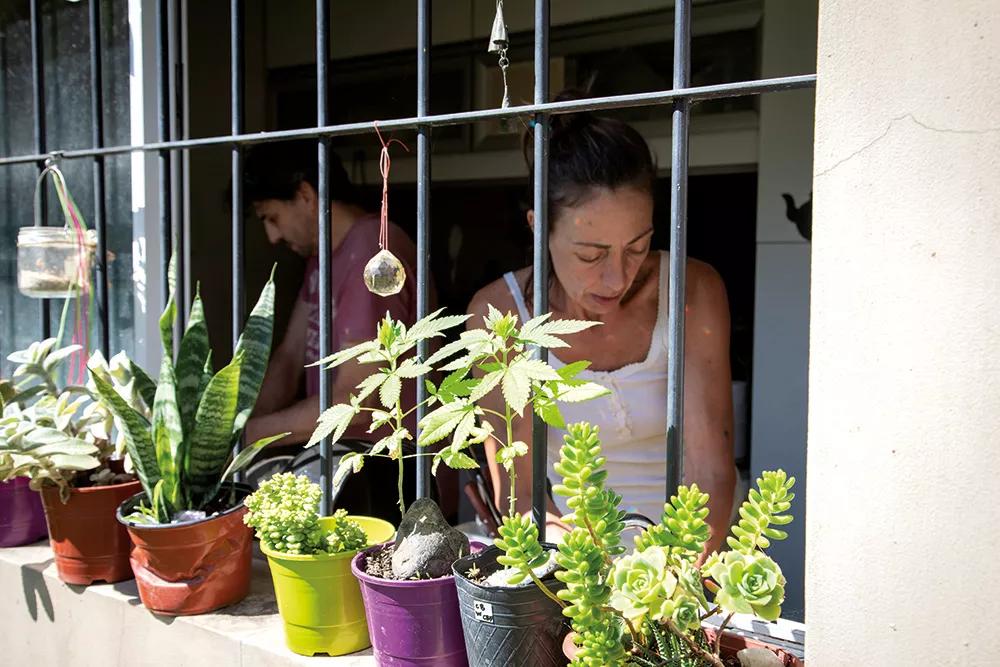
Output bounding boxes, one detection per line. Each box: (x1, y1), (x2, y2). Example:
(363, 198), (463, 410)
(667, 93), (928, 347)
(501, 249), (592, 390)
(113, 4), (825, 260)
(363, 248), (406, 296)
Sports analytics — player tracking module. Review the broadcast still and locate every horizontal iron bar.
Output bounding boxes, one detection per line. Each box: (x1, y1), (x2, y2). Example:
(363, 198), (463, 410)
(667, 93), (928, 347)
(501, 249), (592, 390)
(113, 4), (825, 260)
(0, 74), (815, 167)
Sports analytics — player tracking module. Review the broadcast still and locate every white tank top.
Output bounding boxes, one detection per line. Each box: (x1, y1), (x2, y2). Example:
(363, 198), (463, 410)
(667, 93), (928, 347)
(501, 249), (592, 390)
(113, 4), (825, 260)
(502, 251), (670, 522)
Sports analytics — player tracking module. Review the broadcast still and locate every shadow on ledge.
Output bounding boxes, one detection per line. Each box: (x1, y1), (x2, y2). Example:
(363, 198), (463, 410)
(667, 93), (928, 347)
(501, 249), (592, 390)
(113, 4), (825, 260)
(20, 559), (55, 622)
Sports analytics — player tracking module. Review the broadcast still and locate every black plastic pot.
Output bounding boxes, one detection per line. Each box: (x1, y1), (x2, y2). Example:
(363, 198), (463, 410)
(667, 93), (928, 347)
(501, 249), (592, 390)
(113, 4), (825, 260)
(452, 544), (569, 667)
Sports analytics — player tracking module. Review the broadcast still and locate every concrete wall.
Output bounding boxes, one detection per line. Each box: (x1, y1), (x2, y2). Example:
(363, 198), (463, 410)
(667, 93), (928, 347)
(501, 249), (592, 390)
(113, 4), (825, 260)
(807, 0), (1000, 663)
(749, 0), (817, 622)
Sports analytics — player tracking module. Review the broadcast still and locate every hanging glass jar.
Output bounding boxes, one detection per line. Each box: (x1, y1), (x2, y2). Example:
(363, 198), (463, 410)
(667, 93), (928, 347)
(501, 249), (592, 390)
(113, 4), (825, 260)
(17, 226), (97, 298)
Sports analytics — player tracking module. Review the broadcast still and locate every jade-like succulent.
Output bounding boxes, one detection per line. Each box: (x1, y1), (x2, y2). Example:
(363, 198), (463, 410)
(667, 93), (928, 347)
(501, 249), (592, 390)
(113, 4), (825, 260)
(244, 472), (367, 556)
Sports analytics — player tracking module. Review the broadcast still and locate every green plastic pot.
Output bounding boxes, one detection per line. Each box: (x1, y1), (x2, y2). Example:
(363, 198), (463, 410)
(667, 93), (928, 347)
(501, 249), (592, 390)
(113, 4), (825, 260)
(261, 515), (395, 657)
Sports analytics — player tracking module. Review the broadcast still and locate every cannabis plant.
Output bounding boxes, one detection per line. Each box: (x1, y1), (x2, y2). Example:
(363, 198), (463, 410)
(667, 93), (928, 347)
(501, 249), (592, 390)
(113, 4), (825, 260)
(245, 473), (367, 555)
(307, 306), (607, 522)
(499, 421), (796, 667)
(0, 338), (130, 501)
(90, 261), (286, 523)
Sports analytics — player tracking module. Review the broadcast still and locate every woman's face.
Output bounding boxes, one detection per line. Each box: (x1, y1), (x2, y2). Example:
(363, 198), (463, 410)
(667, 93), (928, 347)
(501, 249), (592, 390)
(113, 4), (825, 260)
(542, 185), (654, 315)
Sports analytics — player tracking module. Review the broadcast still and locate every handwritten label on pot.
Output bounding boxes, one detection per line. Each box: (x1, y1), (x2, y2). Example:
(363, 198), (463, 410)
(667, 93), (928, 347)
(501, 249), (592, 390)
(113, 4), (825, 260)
(474, 601), (494, 623)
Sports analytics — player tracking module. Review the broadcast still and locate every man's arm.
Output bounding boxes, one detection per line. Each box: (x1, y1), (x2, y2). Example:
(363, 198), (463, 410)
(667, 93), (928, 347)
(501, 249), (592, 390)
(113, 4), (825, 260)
(245, 340), (375, 447)
(253, 294), (310, 416)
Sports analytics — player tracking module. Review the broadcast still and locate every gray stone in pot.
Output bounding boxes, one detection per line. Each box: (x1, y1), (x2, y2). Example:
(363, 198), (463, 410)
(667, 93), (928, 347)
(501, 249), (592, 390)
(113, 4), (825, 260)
(391, 498), (470, 579)
(737, 647), (785, 667)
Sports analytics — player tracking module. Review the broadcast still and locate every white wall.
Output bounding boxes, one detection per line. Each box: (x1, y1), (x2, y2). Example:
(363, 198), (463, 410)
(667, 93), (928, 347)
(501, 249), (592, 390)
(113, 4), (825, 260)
(749, 0), (816, 622)
(808, 0), (1000, 663)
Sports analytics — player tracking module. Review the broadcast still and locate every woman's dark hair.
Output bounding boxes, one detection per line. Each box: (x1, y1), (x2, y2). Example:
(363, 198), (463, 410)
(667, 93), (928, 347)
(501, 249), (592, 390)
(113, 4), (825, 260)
(243, 139), (363, 207)
(519, 91), (656, 305)
(523, 90), (656, 220)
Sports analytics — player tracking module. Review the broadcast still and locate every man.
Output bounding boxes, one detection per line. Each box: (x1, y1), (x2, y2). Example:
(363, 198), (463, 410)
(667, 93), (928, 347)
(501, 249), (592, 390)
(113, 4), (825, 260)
(242, 139), (419, 448)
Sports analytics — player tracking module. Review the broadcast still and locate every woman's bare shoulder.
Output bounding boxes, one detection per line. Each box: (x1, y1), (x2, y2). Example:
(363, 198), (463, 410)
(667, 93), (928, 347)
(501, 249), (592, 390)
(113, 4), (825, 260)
(467, 268), (526, 323)
(684, 257), (730, 325)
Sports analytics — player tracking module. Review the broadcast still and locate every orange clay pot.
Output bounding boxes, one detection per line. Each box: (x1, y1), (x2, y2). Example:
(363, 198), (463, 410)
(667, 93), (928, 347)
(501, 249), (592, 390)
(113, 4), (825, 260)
(117, 485), (253, 616)
(40, 480), (141, 585)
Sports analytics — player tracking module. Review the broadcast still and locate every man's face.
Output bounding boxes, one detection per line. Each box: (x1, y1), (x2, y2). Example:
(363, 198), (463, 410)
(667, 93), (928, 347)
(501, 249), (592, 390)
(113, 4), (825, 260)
(252, 182), (318, 257)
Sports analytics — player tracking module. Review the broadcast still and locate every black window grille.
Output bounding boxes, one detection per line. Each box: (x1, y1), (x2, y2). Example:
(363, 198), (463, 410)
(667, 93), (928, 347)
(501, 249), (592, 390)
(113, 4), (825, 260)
(0, 0), (817, 533)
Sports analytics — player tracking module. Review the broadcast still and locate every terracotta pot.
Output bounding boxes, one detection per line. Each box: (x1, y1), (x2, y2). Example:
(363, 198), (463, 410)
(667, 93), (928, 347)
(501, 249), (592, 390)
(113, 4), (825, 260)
(563, 629), (806, 666)
(40, 480), (141, 585)
(117, 484), (253, 616)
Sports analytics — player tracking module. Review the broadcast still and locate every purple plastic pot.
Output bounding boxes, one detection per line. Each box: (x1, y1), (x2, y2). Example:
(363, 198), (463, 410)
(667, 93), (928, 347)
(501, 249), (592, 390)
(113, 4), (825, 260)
(0, 478), (47, 547)
(351, 543), (471, 666)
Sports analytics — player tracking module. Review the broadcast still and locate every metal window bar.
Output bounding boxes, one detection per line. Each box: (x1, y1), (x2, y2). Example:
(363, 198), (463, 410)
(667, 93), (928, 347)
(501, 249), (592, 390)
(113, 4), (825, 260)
(8, 1), (819, 521)
(531, 0), (551, 538)
(415, 0), (432, 499)
(231, 0), (246, 480)
(89, 0), (110, 359)
(30, 0), (49, 340)
(316, 0), (334, 516)
(666, 0), (692, 496)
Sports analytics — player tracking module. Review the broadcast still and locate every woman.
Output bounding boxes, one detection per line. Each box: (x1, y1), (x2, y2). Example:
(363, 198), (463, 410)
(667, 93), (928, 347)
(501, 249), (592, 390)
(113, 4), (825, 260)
(467, 108), (736, 555)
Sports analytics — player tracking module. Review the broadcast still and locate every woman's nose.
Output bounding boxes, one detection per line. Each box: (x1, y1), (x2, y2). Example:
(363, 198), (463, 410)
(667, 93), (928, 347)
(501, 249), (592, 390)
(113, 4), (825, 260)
(602, 256), (628, 293)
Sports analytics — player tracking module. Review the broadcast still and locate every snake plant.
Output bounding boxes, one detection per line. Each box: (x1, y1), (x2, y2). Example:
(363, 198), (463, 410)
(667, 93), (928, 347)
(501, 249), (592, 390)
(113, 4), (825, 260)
(90, 259), (286, 523)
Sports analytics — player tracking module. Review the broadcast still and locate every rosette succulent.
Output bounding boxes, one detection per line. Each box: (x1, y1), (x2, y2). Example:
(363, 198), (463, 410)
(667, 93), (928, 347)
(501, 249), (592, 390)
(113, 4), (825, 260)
(502, 420), (797, 667)
(244, 472), (367, 555)
(703, 551), (785, 621)
(609, 546), (678, 623)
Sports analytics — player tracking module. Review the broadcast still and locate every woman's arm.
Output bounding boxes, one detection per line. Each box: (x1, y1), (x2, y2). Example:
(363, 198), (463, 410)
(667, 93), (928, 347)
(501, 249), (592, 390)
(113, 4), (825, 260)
(682, 261), (737, 557)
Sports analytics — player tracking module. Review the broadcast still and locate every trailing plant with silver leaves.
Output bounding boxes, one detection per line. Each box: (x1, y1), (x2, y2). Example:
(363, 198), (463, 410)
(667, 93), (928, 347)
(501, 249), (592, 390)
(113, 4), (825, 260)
(501, 421), (796, 667)
(0, 339), (133, 501)
(90, 257), (287, 523)
(244, 473), (367, 555)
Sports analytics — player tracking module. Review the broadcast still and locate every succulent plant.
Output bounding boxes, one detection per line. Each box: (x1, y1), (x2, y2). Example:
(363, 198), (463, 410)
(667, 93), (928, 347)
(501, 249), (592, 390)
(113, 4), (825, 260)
(244, 472), (367, 556)
(0, 339), (133, 501)
(497, 420), (797, 667)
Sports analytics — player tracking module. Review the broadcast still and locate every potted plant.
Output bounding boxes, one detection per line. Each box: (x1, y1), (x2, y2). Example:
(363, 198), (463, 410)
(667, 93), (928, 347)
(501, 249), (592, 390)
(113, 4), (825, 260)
(308, 306), (604, 666)
(424, 306), (606, 667)
(0, 339), (140, 582)
(487, 420), (801, 667)
(245, 472), (394, 656)
(0, 376), (48, 547)
(91, 264), (285, 615)
(308, 308), (476, 666)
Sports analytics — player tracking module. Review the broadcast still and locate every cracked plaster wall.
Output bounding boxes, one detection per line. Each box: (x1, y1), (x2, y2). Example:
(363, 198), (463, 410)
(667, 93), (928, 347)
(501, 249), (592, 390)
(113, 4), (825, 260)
(807, 1), (1000, 664)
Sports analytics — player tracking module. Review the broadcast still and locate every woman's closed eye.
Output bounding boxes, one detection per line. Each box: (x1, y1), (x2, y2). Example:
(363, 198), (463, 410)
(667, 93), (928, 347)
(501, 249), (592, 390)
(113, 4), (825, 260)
(576, 252), (603, 263)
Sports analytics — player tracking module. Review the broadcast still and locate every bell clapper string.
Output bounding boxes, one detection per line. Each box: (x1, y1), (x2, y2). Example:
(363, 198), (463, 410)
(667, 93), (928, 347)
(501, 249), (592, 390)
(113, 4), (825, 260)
(489, 0), (511, 111)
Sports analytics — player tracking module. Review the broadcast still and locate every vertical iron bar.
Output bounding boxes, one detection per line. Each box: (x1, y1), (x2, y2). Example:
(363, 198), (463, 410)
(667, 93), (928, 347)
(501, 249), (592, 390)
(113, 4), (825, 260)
(157, 0), (172, 317)
(414, 0), (431, 499)
(666, 0), (691, 496)
(316, 0), (333, 515)
(30, 0), (50, 340)
(531, 0), (550, 538)
(230, 0), (245, 477)
(89, 0), (109, 358)
(171, 0), (186, 321)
